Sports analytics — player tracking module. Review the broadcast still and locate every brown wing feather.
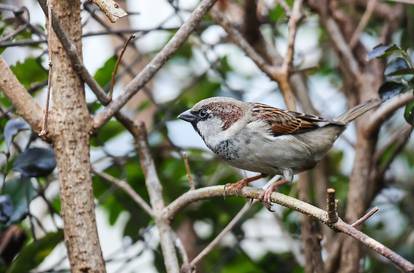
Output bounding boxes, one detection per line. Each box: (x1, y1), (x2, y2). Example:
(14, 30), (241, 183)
(251, 103), (335, 136)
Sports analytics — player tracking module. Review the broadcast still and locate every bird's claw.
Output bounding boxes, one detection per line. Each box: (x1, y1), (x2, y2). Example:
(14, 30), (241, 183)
(259, 187), (275, 211)
(224, 179), (248, 196)
(260, 178), (288, 212)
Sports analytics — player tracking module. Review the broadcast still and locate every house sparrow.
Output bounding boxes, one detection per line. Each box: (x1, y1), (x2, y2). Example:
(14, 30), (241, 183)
(178, 97), (381, 205)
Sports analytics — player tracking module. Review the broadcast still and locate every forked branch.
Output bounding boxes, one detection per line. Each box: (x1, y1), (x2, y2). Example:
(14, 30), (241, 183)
(164, 186), (414, 272)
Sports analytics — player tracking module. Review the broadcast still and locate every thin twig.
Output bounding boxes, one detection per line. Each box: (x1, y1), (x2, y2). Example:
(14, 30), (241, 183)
(91, 0), (127, 23)
(109, 34), (135, 98)
(37, 0), (140, 135)
(0, 5), (30, 42)
(351, 207), (379, 227)
(92, 169), (155, 217)
(350, 0), (377, 48)
(365, 92), (414, 136)
(210, 8), (297, 110)
(182, 152), (195, 190)
(163, 185), (414, 272)
(136, 123), (180, 273)
(93, 0), (218, 129)
(174, 235), (190, 268)
(40, 1), (53, 137)
(187, 201), (253, 270)
(0, 58), (44, 134)
(282, 0), (303, 73)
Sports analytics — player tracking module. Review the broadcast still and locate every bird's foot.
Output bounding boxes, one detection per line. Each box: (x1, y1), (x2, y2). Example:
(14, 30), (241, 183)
(224, 174), (266, 196)
(260, 178), (288, 211)
(224, 178), (250, 195)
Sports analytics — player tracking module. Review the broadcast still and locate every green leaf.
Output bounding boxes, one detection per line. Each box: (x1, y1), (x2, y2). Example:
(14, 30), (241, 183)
(7, 230), (63, 273)
(404, 100), (414, 125)
(367, 44), (400, 60)
(269, 5), (285, 22)
(385, 57), (414, 76)
(94, 56), (116, 87)
(175, 42), (193, 59)
(1, 177), (36, 227)
(378, 81), (407, 100)
(10, 58), (48, 89)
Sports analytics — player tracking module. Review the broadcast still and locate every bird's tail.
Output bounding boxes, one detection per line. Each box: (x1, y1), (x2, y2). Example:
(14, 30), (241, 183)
(335, 98), (382, 124)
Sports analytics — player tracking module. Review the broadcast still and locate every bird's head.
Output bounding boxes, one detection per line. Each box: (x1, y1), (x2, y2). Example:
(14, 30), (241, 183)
(178, 97), (248, 146)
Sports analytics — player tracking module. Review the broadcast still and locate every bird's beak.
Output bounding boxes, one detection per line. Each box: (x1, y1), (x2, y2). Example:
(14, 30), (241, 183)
(178, 109), (197, 122)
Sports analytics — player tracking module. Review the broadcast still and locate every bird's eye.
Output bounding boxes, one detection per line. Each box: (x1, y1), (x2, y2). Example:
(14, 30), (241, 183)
(199, 109), (208, 119)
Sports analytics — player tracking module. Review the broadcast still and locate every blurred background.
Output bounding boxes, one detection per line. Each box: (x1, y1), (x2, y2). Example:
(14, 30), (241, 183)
(0, 0), (413, 272)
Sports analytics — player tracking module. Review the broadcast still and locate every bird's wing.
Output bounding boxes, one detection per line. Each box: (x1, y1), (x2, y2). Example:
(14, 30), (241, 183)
(250, 103), (340, 136)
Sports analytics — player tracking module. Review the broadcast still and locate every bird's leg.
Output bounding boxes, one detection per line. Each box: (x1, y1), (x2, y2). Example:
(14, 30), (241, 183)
(260, 169), (293, 211)
(224, 173), (266, 195)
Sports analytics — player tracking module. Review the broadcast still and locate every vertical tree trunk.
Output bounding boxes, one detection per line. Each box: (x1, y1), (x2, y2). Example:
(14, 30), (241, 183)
(48, 0), (106, 272)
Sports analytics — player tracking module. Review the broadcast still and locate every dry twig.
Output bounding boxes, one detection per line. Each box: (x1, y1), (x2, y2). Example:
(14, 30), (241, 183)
(90, 0), (127, 23)
(136, 123), (181, 273)
(109, 34), (135, 98)
(326, 188), (338, 224)
(182, 152), (195, 190)
(164, 185), (414, 272)
(351, 207), (379, 227)
(93, 0), (219, 129)
(92, 169), (155, 217)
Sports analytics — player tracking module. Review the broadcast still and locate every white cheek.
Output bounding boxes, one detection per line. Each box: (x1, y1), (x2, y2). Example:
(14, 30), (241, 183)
(196, 117), (224, 144)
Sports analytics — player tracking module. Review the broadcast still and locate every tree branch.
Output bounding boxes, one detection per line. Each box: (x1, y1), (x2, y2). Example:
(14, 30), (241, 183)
(92, 169), (155, 217)
(365, 92), (414, 136)
(135, 123), (180, 273)
(163, 185), (414, 272)
(93, 0), (218, 129)
(0, 57), (43, 134)
(90, 0), (127, 23)
(183, 201), (253, 272)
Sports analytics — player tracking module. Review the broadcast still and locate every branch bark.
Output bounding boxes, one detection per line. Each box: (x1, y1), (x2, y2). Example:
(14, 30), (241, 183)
(0, 57), (43, 134)
(93, 0), (218, 129)
(135, 123), (180, 273)
(91, 0), (127, 23)
(164, 186), (414, 272)
(47, 0), (106, 272)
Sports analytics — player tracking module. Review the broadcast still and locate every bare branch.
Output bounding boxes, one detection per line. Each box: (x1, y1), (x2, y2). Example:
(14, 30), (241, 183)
(40, 0), (53, 137)
(182, 152), (195, 190)
(210, 8), (297, 110)
(324, 17), (362, 80)
(0, 57), (43, 134)
(92, 169), (155, 217)
(350, 0), (377, 48)
(38, 0), (109, 103)
(90, 0), (127, 23)
(187, 202), (253, 270)
(163, 185), (414, 272)
(174, 235), (190, 268)
(365, 92), (414, 136)
(0, 5), (30, 42)
(38, 0), (140, 136)
(136, 123), (180, 273)
(282, 0), (303, 73)
(93, 0), (218, 129)
(351, 207), (379, 227)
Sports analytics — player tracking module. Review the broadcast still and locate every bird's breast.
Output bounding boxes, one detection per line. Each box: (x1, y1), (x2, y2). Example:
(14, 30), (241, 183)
(211, 139), (240, 161)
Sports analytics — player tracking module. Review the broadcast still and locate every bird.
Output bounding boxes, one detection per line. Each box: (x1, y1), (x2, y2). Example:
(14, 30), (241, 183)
(178, 96), (381, 206)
